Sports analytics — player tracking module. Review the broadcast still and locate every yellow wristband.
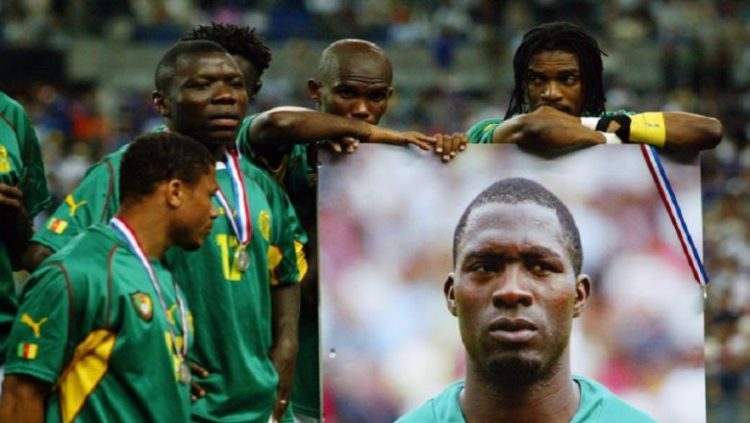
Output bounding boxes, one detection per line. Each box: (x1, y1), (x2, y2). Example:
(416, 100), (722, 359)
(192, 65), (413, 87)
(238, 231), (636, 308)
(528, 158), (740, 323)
(629, 112), (666, 148)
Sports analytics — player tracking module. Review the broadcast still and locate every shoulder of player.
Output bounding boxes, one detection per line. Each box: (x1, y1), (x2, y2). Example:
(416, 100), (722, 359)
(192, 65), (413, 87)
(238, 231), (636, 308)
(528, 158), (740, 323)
(574, 375), (657, 422)
(48, 225), (123, 280)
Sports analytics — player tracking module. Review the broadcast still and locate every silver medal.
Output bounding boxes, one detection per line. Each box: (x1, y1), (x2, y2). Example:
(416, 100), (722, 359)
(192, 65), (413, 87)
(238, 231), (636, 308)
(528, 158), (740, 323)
(234, 247), (249, 272)
(179, 362), (191, 385)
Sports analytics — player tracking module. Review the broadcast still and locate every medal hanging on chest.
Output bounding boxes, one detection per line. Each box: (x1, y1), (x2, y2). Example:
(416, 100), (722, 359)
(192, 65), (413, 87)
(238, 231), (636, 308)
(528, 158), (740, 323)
(111, 217), (191, 384)
(215, 150), (253, 273)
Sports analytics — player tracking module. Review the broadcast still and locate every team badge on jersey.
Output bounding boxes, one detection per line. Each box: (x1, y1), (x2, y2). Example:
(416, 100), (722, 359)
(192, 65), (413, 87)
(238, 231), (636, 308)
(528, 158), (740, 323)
(0, 146), (10, 173)
(47, 217), (68, 234)
(259, 210), (271, 241)
(131, 291), (153, 322)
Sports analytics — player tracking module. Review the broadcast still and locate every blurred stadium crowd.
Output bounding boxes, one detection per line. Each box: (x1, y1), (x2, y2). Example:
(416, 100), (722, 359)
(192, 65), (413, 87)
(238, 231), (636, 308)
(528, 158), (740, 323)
(1, 0), (748, 421)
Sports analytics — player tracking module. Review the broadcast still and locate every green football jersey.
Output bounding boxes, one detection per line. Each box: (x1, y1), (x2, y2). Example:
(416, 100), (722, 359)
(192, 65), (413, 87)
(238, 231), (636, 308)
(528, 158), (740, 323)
(466, 111), (635, 144)
(395, 376), (658, 423)
(32, 140), (308, 421)
(31, 144), (128, 252)
(164, 156), (307, 422)
(5, 224), (192, 422)
(238, 115), (320, 419)
(0, 91), (51, 366)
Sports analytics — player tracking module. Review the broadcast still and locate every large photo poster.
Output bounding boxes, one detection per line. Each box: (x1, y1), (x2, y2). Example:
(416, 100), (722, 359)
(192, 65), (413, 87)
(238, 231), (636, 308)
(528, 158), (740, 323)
(319, 144), (705, 423)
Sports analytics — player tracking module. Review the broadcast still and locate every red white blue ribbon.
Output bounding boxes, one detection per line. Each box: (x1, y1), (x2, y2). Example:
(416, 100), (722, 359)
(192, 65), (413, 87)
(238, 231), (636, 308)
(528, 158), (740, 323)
(110, 216), (189, 360)
(640, 145), (708, 289)
(214, 150), (252, 245)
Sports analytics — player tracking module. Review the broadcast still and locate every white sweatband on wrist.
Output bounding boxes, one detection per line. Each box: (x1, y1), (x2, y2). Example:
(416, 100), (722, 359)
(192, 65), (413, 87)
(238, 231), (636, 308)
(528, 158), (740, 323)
(580, 117), (600, 130)
(602, 132), (622, 144)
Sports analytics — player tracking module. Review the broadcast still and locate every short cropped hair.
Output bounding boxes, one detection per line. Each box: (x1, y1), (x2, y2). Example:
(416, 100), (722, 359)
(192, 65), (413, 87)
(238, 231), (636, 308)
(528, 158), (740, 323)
(453, 177), (583, 274)
(120, 132), (214, 203)
(506, 21), (607, 118)
(315, 39), (391, 85)
(154, 40), (229, 91)
(181, 22), (272, 74)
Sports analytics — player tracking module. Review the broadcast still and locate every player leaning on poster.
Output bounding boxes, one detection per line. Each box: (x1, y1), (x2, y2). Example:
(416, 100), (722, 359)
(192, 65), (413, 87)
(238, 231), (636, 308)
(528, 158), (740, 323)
(0, 132), (218, 422)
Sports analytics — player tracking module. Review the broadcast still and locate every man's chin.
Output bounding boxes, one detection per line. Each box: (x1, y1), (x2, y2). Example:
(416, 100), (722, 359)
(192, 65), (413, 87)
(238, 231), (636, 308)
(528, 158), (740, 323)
(483, 355), (547, 385)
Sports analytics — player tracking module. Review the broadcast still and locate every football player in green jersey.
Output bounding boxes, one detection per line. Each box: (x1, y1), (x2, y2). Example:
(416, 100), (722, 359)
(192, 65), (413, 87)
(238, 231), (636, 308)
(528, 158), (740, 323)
(23, 40), (307, 422)
(237, 38), (464, 422)
(464, 21), (722, 153)
(396, 177), (656, 423)
(153, 41), (307, 423)
(0, 132), (218, 422)
(0, 91), (50, 366)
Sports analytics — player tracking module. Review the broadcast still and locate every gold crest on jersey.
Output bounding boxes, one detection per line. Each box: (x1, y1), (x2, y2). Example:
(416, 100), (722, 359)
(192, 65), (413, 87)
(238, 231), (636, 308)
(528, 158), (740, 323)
(0, 146), (11, 173)
(131, 291), (153, 322)
(259, 210), (271, 241)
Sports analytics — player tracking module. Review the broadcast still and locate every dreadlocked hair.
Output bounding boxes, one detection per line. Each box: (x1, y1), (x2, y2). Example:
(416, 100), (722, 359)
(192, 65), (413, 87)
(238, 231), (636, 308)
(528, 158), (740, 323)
(505, 21), (607, 119)
(182, 22), (272, 73)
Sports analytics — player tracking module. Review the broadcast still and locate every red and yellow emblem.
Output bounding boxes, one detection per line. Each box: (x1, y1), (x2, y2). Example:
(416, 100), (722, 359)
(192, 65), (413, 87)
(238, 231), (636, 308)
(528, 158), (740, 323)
(47, 218), (68, 234)
(130, 291), (153, 322)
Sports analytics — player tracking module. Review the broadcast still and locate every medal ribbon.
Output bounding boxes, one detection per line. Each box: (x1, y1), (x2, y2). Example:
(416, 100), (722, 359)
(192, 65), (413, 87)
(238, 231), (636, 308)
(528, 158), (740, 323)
(639, 145), (708, 292)
(214, 150), (252, 246)
(110, 217), (189, 365)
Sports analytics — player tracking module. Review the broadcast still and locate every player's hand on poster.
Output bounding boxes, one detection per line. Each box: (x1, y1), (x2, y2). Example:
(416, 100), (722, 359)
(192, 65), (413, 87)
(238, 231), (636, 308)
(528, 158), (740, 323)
(434, 132), (467, 162)
(323, 136), (359, 154)
(189, 361), (209, 402)
(368, 126), (436, 150)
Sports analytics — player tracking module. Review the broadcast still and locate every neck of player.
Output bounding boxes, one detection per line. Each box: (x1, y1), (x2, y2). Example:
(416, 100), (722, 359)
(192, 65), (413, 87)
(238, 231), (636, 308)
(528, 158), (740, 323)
(118, 202), (172, 259)
(460, 353), (580, 423)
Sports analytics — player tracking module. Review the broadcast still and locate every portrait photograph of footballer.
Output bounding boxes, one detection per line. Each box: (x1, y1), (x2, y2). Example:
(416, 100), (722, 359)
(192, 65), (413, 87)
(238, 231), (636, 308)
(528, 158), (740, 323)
(318, 143), (705, 423)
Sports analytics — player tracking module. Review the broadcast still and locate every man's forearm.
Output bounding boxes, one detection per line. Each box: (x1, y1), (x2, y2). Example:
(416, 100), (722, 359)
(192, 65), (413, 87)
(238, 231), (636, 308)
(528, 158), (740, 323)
(21, 242), (54, 273)
(250, 108), (372, 150)
(0, 209), (34, 270)
(270, 283), (301, 352)
(662, 112), (722, 152)
(0, 375), (49, 422)
(494, 111), (605, 149)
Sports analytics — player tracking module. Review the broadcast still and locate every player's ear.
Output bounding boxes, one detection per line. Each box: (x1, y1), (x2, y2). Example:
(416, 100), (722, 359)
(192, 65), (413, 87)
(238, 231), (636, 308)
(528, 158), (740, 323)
(444, 273), (457, 316)
(153, 90), (170, 118)
(387, 86), (394, 100)
(165, 179), (185, 208)
(573, 274), (591, 318)
(253, 80), (263, 98)
(308, 79), (322, 104)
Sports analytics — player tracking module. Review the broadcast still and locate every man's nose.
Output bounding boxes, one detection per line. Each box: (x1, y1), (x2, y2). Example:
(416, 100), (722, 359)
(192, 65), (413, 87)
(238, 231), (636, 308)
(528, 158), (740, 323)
(541, 82), (563, 101)
(491, 264), (533, 308)
(213, 83), (239, 103)
(350, 99), (372, 120)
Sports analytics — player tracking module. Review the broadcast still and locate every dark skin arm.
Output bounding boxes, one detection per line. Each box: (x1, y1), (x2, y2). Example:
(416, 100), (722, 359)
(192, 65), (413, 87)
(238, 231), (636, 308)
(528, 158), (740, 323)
(491, 106), (605, 150)
(21, 242), (54, 273)
(269, 282), (301, 422)
(655, 112), (722, 152)
(0, 374), (50, 422)
(0, 184), (34, 271)
(248, 107), (434, 158)
(490, 106), (723, 152)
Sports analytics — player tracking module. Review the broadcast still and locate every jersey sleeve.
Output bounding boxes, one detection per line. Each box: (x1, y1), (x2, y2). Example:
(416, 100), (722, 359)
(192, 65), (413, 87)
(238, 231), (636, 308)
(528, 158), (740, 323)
(32, 160), (116, 252)
(4, 263), (71, 384)
(466, 118), (504, 144)
(16, 109), (50, 218)
(238, 114), (298, 181)
(250, 166), (308, 286)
